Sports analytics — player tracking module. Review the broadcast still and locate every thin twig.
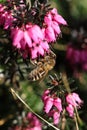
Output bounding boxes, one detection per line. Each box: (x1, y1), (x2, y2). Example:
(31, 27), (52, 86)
(26, 0), (31, 9)
(10, 88), (60, 130)
(74, 114), (79, 130)
(62, 72), (80, 129)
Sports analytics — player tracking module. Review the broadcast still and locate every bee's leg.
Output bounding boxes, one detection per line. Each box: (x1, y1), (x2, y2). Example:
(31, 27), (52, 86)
(37, 62), (43, 65)
(30, 59), (38, 66)
(50, 50), (56, 58)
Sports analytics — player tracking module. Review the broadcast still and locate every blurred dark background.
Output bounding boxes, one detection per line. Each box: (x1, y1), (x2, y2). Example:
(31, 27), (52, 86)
(0, 0), (87, 129)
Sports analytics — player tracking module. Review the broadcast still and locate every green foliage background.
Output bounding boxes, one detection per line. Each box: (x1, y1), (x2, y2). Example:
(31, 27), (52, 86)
(0, 0), (87, 130)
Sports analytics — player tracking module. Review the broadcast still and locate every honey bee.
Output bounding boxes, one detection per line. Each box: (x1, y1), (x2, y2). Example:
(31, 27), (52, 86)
(28, 50), (56, 81)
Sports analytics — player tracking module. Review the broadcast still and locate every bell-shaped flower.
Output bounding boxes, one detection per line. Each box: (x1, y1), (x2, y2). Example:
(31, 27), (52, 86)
(11, 27), (32, 49)
(43, 8), (67, 44)
(66, 93), (83, 108)
(44, 13), (52, 26)
(53, 111), (60, 125)
(42, 90), (63, 115)
(42, 90), (50, 102)
(44, 97), (54, 114)
(24, 30), (32, 47)
(4, 12), (13, 29)
(50, 8), (67, 25)
(43, 26), (56, 42)
(40, 40), (49, 51)
(28, 24), (44, 43)
(72, 93), (83, 108)
(12, 28), (24, 49)
(48, 110), (61, 125)
(53, 98), (62, 112)
(66, 104), (74, 117)
(51, 21), (61, 36)
(30, 43), (44, 59)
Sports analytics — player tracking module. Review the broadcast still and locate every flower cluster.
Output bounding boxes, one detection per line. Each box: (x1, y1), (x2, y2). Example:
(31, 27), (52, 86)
(0, 0), (67, 59)
(11, 8), (67, 59)
(66, 28), (87, 73)
(42, 90), (62, 125)
(42, 89), (83, 125)
(26, 112), (42, 130)
(66, 44), (87, 71)
(11, 24), (49, 59)
(0, 4), (14, 29)
(9, 112), (42, 130)
(66, 93), (83, 117)
(43, 8), (67, 43)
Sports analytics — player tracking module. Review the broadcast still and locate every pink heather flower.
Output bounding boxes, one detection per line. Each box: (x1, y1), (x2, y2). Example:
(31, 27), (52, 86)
(24, 30), (33, 47)
(9, 112), (42, 130)
(42, 89), (50, 101)
(26, 112), (42, 130)
(66, 44), (87, 71)
(50, 8), (67, 25)
(42, 90), (62, 114)
(30, 43), (45, 59)
(80, 50), (87, 70)
(30, 40), (49, 59)
(43, 8), (67, 43)
(28, 24), (44, 43)
(71, 50), (80, 65)
(82, 63), (87, 71)
(0, 4), (5, 24)
(48, 110), (60, 125)
(66, 44), (73, 61)
(51, 21), (61, 36)
(0, 13), (6, 26)
(40, 41), (49, 51)
(11, 24), (50, 59)
(0, 4), (4, 12)
(53, 111), (60, 125)
(44, 97), (54, 113)
(11, 28), (24, 48)
(66, 93), (83, 108)
(42, 26), (56, 42)
(66, 45), (80, 65)
(66, 104), (74, 117)
(0, 5), (14, 29)
(44, 13), (52, 26)
(44, 8), (67, 26)
(4, 12), (13, 29)
(53, 98), (62, 112)
(80, 50), (87, 63)
(11, 27), (32, 49)
(72, 93), (83, 107)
